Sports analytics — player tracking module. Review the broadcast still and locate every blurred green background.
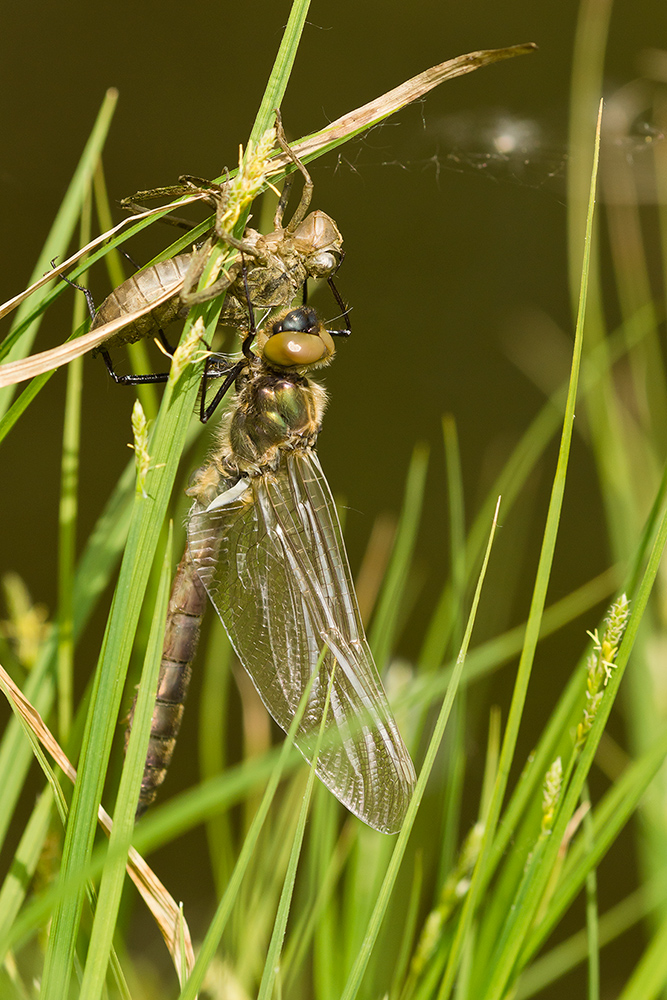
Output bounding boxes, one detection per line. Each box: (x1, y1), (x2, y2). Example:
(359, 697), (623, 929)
(1, 0), (664, 993)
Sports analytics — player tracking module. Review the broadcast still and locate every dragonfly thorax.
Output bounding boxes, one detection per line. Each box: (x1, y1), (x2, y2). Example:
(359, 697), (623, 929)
(227, 370), (326, 471)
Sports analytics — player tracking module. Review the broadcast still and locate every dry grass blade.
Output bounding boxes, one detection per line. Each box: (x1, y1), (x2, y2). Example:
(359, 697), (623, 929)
(280, 43), (538, 164)
(0, 662), (195, 980)
(0, 284), (185, 388)
(122, 846), (194, 985)
(0, 200), (203, 324)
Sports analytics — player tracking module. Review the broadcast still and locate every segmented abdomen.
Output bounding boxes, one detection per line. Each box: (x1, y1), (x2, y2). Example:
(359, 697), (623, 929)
(92, 255), (193, 349)
(126, 548), (207, 818)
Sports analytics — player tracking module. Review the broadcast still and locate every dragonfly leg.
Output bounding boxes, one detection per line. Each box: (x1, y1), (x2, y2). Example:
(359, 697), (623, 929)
(58, 271), (96, 323)
(274, 109), (313, 232)
(119, 181), (204, 232)
(98, 348), (170, 385)
(157, 329), (175, 355)
(180, 240), (244, 308)
(326, 275), (352, 338)
(200, 358), (245, 423)
(119, 249), (142, 272)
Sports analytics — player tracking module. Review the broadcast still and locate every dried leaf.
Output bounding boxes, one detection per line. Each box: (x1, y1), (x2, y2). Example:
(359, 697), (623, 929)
(0, 662), (195, 982)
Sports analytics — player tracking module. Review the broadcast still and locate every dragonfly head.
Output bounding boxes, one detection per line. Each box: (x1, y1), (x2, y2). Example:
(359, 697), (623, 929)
(290, 210), (343, 278)
(258, 306), (335, 371)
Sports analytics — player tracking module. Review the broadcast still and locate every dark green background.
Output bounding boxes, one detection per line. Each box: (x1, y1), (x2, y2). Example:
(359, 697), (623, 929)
(0, 2), (592, 632)
(1, 0), (664, 993)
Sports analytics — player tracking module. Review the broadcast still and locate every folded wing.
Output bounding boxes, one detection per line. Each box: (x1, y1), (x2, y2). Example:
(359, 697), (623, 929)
(187, 450), (415, 833)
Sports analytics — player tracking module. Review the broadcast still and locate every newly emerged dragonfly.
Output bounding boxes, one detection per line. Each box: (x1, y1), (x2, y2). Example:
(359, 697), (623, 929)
(75, 113), (343, 386)
(128, 294), (416, 833)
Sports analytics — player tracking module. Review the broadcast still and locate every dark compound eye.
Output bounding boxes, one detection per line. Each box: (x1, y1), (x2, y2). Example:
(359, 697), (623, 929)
(275, 307), (318, 335)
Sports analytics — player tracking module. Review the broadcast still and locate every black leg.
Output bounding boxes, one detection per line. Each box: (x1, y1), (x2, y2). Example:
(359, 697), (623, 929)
(121, 249), (142, 271)
(240, 258), (258, 360)
(200, 359), (245, 423)
(157, 329), (175, 355)
(59, 272), (97, 323)
(99, 348), (170, 385)
(326, 276), (352, 337)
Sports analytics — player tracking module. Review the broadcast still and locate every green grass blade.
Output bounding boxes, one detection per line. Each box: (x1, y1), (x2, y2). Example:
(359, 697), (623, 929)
(369, 443), (429, 667)
(257, 669), (334, 1000)
(437, 101), (603, 1000)
(583, 783), (601, 1000)
(250, 0), (311, 142)
(0, 90), (118, 383)
(0, 787), (54, 947)
(389, 853), (423, 999)
(438, 417), (467, 884)
(40, 332), (204, 1000)
(177, 678), (318, 1000)
(78, 527), (173, 1000)
(283, 800), (352, 995)
(443, 416), (466, 652)
(340, 498), (502, 1000)
(567, 0), (612, 294)
(199, 621), (234, 893)
(57, 199), (90, 746)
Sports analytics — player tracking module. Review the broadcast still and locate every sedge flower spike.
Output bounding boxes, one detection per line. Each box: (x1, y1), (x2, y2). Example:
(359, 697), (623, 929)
(576, 594), (630, 749)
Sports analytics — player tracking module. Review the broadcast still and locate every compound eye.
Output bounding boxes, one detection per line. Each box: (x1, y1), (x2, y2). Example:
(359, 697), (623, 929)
(263, 332), (328, 367)
(278, 309), (312, 334)
(307, 250), (337, 278)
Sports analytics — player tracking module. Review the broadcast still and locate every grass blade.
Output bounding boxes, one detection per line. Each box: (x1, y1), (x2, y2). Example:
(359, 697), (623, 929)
(0, 90), (118, 381)
(340, 498), (503, 1000)
(437, 100), (604, 1000)
(78, 527), (176, 998)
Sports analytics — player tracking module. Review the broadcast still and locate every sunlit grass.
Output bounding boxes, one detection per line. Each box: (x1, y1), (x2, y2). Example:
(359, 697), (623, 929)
(2, 1), (667, 998)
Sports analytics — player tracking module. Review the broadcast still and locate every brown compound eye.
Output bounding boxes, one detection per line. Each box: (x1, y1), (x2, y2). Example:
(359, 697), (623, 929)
(260, 306), (335, 368)
(262, 331), (329, 367)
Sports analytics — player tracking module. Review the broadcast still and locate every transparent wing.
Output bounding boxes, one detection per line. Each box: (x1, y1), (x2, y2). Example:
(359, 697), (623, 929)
(187, 450), (415, 833)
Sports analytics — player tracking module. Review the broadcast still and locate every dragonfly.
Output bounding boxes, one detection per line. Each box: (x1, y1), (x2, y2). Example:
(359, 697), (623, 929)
(70, 113), (344, 388)
(127, 288), (416, 834)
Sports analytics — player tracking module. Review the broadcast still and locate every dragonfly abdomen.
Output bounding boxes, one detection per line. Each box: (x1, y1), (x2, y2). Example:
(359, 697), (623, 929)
(91, 255), (193, 350)
(127, 550), (208, 817)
